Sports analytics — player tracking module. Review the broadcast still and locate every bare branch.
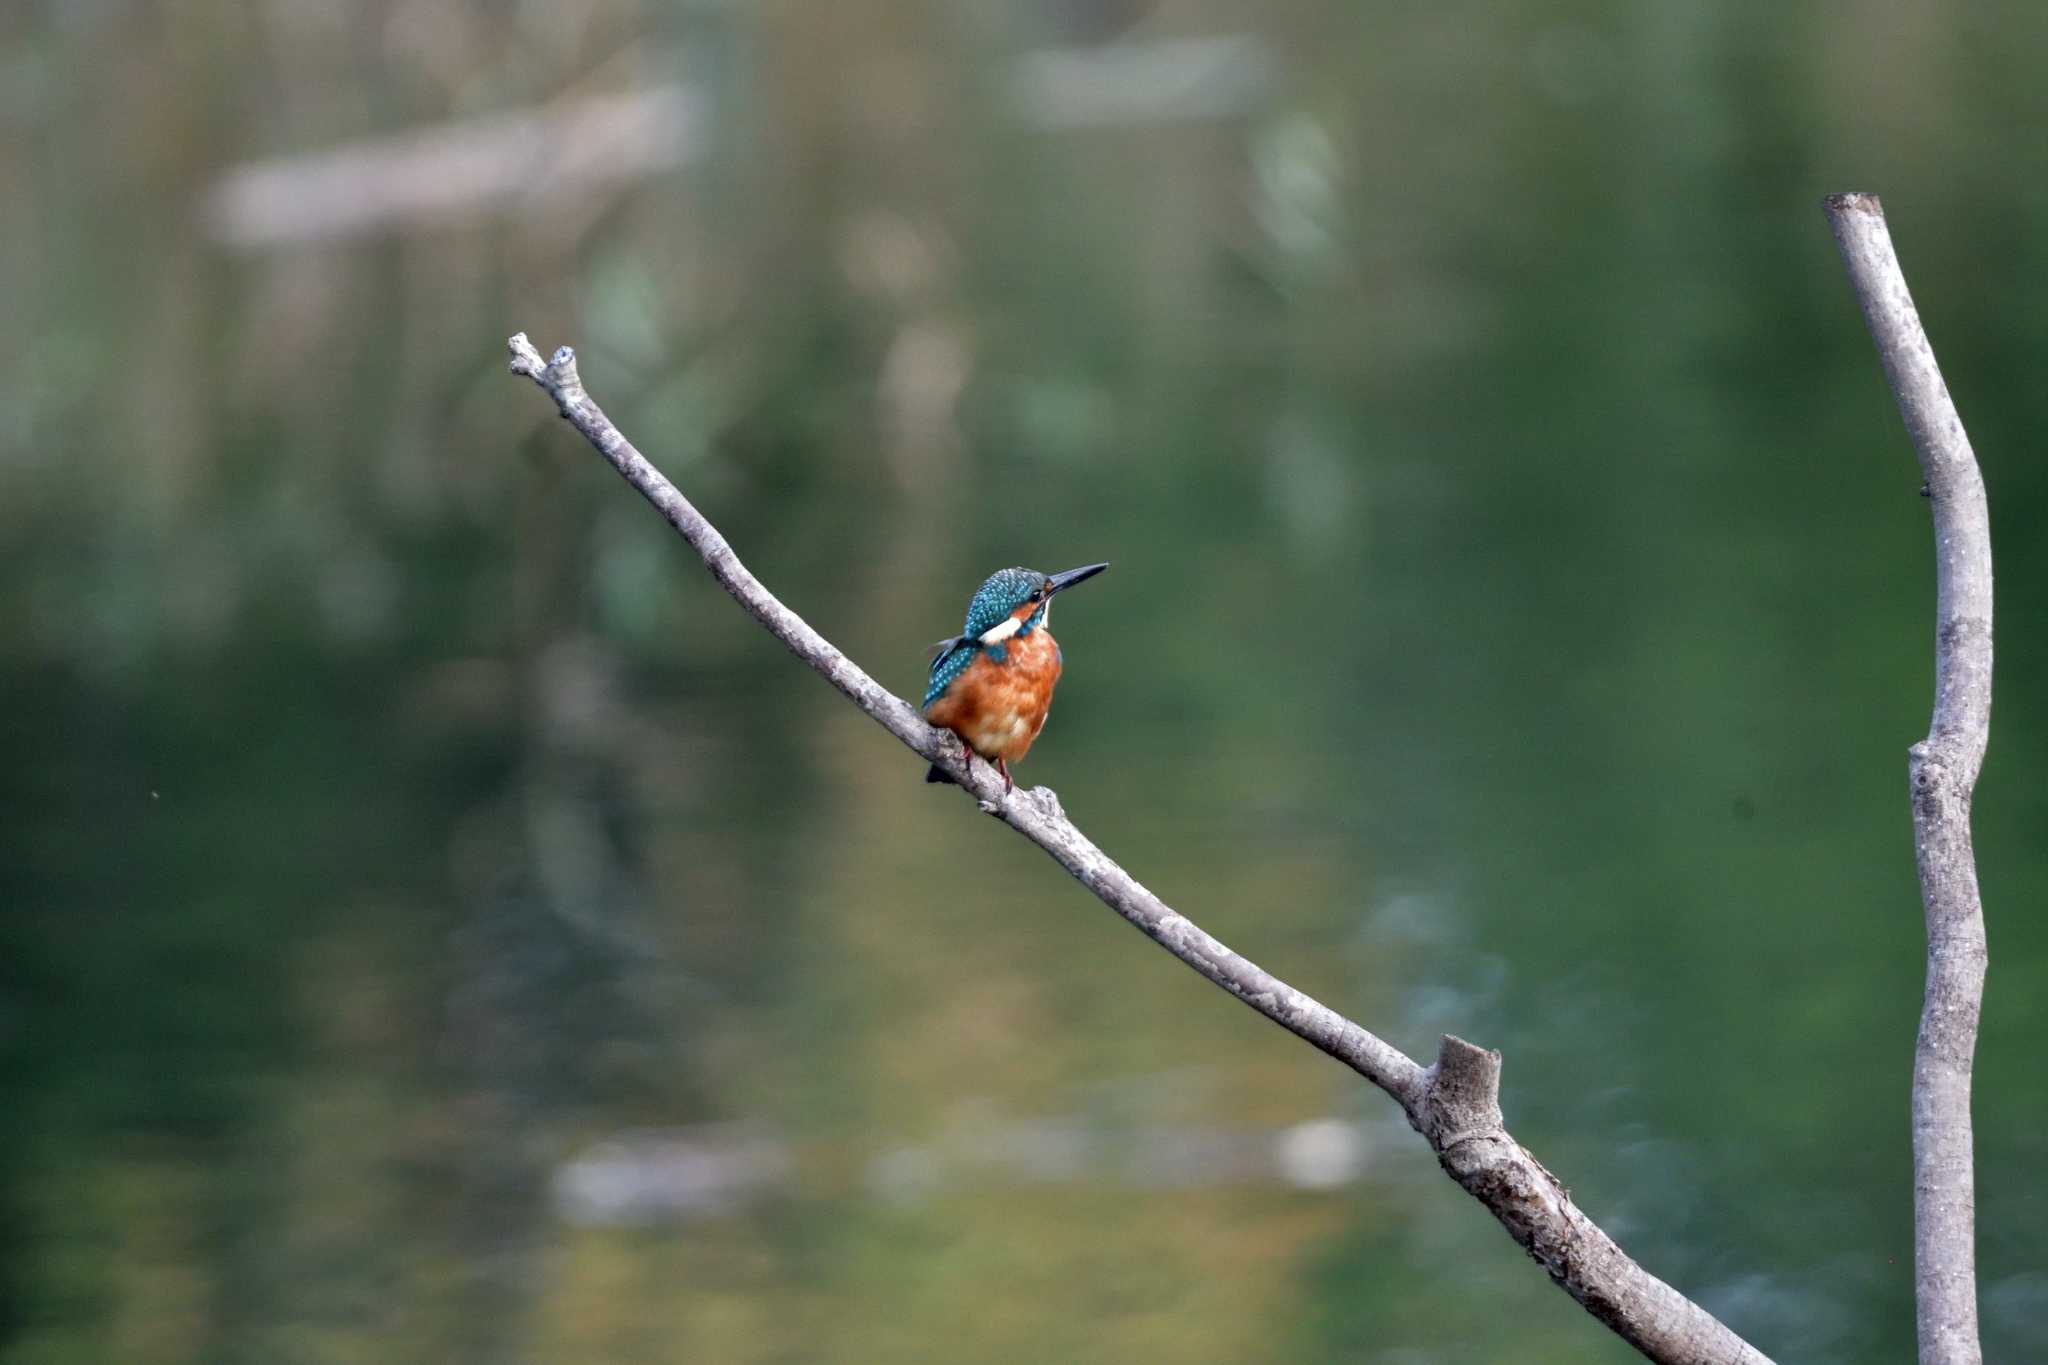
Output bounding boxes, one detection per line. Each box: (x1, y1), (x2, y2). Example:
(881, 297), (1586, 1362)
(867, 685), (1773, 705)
(508, 331), (1774, 1364)
(1824, 193), (1992, 1365)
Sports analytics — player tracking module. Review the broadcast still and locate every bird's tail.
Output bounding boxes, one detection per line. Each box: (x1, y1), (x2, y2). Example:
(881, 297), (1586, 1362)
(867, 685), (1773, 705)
(924, 763), (955, 786)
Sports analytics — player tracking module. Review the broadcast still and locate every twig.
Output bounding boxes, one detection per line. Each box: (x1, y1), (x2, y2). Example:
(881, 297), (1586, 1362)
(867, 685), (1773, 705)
(1824, 193), (1992, 1365)
(508, 331), (1774, 1364)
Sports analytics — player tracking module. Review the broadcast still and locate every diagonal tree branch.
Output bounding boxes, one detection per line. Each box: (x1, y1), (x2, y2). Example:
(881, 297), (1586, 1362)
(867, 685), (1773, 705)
(508, 331), (1774, 1365)
(1824, 193), (1993, 1365)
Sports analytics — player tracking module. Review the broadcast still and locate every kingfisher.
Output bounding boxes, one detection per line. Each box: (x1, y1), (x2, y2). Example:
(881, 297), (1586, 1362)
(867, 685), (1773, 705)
(922, 562), (1109, 793)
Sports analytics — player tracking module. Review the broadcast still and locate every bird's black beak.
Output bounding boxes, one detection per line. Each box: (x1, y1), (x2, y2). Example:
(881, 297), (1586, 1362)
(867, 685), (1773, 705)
(1046, 562), (1110, 595)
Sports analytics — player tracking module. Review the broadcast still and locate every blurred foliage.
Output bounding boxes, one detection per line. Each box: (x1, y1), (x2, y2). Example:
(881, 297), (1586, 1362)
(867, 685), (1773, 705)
(5, 1), (2048, 1362)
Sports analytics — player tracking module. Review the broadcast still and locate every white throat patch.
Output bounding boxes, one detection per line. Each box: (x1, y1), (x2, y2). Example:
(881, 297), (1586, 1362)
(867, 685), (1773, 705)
(979, 615), (1022, 645)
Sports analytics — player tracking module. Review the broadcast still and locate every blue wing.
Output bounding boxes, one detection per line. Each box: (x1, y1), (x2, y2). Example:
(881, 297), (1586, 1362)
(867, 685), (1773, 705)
(924, 638), (976, 710)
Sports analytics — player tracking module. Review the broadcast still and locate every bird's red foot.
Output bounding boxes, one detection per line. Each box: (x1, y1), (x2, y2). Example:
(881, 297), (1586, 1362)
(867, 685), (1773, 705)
(997, 758), (1013, 793)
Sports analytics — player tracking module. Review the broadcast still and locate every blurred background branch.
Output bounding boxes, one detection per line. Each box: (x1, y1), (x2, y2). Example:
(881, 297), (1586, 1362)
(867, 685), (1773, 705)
(203, 35), (1274, 249)
(204, 86), (707, 249)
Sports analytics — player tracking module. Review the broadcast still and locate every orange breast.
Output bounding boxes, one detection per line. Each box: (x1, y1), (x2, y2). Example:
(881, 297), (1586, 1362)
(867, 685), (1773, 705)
(923, 630), (1063, 762)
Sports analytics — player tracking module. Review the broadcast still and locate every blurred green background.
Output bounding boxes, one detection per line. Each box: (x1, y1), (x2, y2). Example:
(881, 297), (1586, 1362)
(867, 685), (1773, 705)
(5, 3), (2047, 1361)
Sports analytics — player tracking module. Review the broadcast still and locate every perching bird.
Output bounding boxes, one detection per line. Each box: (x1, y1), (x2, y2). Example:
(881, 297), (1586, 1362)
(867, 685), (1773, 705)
(922, 563), (1109, 792)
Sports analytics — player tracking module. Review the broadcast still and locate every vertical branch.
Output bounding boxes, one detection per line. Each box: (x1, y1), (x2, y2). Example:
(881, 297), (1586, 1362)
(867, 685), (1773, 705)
(1824, 193), (1992, 1365)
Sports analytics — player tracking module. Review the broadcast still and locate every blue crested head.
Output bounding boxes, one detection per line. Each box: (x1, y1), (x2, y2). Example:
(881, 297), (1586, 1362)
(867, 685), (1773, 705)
(922, 562), (1109, 710)
(965, 567), (1051, 641)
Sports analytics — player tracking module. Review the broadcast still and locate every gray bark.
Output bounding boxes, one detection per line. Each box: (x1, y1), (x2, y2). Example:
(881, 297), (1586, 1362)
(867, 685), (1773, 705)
(1824, 193), (1993, 1365)
(508, 332), (1773, 1364)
